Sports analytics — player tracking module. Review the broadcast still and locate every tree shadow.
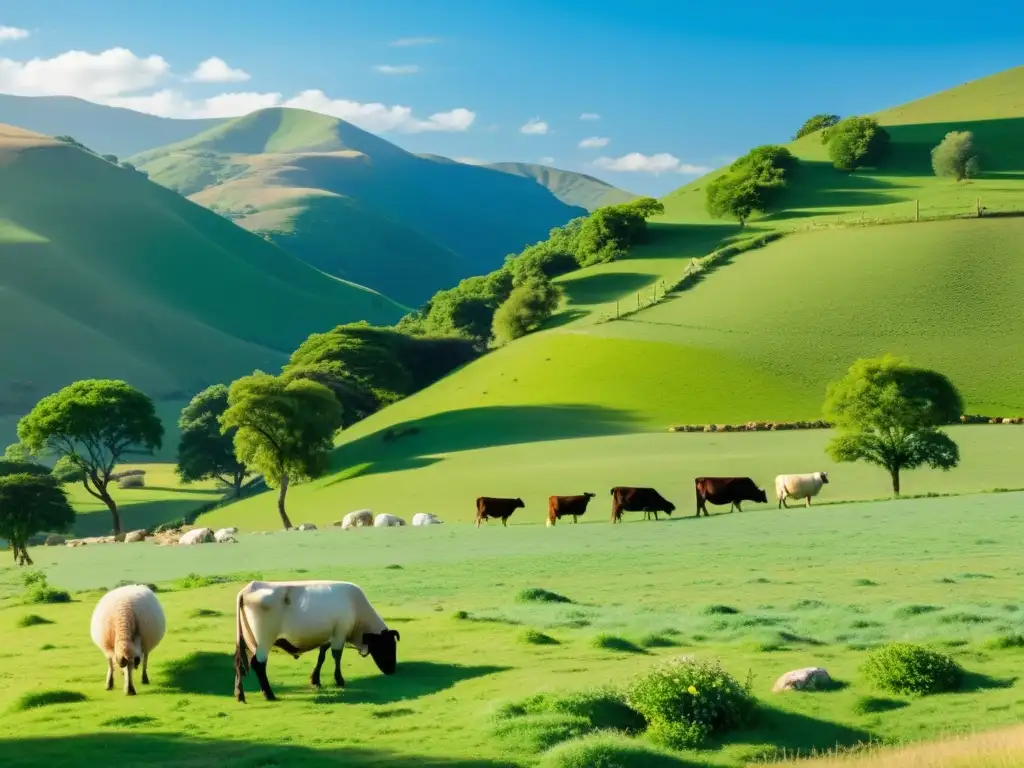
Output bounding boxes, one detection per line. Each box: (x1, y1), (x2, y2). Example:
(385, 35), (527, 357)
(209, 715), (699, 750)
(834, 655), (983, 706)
(542, 308), (587, 330)
(0, 733), (515, 768)
(338, 661), (510, 705)
(72, 496), (224, 537)
(720, 705), (875, 758)
(161, 651), (231, 696)
(558, 272), (655, 305)
(327, 405), (637, 484)
(959, 670), (1017, 692)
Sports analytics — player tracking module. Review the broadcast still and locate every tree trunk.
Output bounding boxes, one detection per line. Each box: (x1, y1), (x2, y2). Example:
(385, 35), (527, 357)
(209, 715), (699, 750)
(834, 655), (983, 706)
(890, 467), (901, 496)
(277, 473), (293, 530)
(98, 486), (122, 535)
(233, 471), (245, 498)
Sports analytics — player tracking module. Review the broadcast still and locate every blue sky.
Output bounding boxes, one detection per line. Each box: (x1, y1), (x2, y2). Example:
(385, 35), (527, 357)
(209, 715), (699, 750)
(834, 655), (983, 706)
(1, 0), (1022, 195)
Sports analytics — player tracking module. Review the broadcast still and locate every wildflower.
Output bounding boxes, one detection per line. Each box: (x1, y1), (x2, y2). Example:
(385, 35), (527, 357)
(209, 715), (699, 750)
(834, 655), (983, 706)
(688, 685), (698, 696)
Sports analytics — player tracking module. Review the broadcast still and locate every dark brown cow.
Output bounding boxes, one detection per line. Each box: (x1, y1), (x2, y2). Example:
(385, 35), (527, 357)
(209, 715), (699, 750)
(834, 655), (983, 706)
(610, 487), (676, 523)
(694, 477), (768, 517)
(547, 493), (596, 526)
(475, 497), (525, 528)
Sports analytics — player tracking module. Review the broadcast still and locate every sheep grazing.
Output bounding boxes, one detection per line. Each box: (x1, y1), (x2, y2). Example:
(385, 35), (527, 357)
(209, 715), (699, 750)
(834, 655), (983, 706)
(341, 509), (373, 529)
(214, 528), (238, 543)
(775, 472), (830, 509)
(233, 580), (400, 703)
(373, 514), (406, 527)
(411, 513), (443, 526)
(179, 527), (214, 545)
(90, 584), (166, 695)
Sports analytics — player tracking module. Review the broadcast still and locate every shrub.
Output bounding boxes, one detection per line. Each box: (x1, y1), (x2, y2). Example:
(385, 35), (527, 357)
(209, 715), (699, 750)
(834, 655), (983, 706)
(17, 613), (53, 627)
(794, 113), (841, 141)
(591, 635), (645, 654)
(931, 130), (981, 181)
(491, 713), (594, 754)
(495, 689), (645, 733)
(154, 519), (185, 534)
(522, 629), (560, 646)
(862, 643), (963, 695)
(640, 633), (681, 649)
(50, 456), (86, 483)
(11, 689), (88, 711)
(826, 116), (890, 171)
(984, 634), (1024, 650)
(517, 588), (573, 604)
(177, 573), (228, 590)
(492, 276), (563, 344)
(536, 732), (692, 767)
(118, 473), (145, 489)
(703, 604), (739, 615)
(705, 145), (795, 226)
(26, 586), (72, 604)
(625, 656), (756, 748)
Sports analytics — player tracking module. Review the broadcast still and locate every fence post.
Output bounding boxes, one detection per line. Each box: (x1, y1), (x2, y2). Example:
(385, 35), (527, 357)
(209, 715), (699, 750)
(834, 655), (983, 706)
(977, 197), (982, 218)
(637, 293), (640, 308)
(615, 300), (619, 318)
(915, 199), (919, 221)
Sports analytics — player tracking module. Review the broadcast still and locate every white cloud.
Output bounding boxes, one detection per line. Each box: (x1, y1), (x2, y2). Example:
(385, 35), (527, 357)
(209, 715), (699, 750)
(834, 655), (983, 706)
(538, 156), (555, 165)
(283, 89), (474, 132)
(578, 136), (609, 149)
(592, 152), (712, 175)
(520, 118), (548, 135)
(389, 37), (440, 47)
(0, 26), (29, 42)
(0, 47), (168, 98)
(580, 112), (600, 121)
(107, 89), (282, 118)
(374, 64), (420, 75)
(187, 56), (250, 83)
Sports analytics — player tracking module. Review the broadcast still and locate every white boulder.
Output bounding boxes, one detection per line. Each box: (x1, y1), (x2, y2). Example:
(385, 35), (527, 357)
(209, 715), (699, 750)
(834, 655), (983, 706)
(772, 667), (833, 693)
(178, 527), (214, 546)
(411, 513), (443, 526)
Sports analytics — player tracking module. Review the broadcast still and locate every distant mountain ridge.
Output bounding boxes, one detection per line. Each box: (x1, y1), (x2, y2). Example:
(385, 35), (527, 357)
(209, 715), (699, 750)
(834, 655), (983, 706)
(130, 108), (589, 306)
(484, 161), (638, 211)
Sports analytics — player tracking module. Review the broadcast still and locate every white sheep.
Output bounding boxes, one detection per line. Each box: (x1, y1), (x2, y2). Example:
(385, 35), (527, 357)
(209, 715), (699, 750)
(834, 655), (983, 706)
(373, 514), (405, 527)
(775, 472), (830, 509)
(411, 513), (443, 526)
(233, 580), (400, 703)
(90, 584), (166, 695)
(179, 527), (214, 545)
(215, 528), (238, 543)
(341, 510), (373, 529)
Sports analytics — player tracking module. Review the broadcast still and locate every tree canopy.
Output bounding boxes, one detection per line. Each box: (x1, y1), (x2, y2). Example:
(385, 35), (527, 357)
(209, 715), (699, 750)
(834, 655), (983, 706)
(794, 114), (841, 141)
(931, 131), (981, 182)
(177, 385), (252, 496)
(492, 276), (564, 344)
(220, 373), (343, 529)
(705, 145), (796, 226)
(16, 380), (163, 534)
(823, 355), (963, 494)
(826, 117), (890, 172)
(0, 473), (75, 566)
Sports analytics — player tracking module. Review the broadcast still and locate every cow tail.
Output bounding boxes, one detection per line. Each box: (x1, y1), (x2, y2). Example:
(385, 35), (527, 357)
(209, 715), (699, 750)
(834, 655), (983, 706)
(234, 590), (250, 679)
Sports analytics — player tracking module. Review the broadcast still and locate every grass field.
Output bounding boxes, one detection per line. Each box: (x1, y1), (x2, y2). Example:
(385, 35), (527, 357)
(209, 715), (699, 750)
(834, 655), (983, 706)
(4, 490), (1024, 766)
(0, 124), (404, 423)
(131, 108), (589, 306)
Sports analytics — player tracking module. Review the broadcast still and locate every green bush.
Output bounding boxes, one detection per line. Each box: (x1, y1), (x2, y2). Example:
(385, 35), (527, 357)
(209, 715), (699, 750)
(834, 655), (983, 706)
(521, 629), (560, 646)
(591, 635), (645, 654)
(491, 712), (594, 754)
(826, 116), (890, 171)
(494, 689), (645, 734)
(862, 643), (963, 695)
(931, 130), (981, 181)
(794, 113), (841, 141)
(517, 587), (573, 604)
(16, 613), (53, 627)
(705, 145), (796, 226)
(625, 656), (756, 748)
(537, 732), (693, 767)
(26, 586), (72, 604)
(492, 276), (563, 344)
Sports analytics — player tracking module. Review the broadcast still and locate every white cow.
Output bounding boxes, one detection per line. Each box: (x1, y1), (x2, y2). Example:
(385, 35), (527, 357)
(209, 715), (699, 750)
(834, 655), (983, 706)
(775, 472), (830, 509)
(233, 580), (400, 703)
(373, 514), (405, 527)
(411, 513), (443, 526)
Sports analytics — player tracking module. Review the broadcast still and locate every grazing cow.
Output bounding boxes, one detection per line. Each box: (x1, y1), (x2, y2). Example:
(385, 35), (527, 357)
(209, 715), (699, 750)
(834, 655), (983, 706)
(610, 487), (676, 523)
(775, 472), (829, 508)
(547, 493), (596, 526)
(475, 497), (525, 528)
(233, 580), (399, 703)
(694, 477), (768, 517)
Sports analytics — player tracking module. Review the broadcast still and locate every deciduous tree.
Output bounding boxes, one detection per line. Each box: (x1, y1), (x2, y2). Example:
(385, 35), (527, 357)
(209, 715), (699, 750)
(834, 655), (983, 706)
(176, 385), (252, 496)
(931, 131), (981, 181)
(0, 473), (75, 566)
(826, 117), (890, 171)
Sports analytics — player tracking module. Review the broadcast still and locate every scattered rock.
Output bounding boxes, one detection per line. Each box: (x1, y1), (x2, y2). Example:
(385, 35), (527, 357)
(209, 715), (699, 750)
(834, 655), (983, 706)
(179, 527), (215, 545)
(772, 667), (833, 693)
(44, 534), (66, 547)
(297, 523), (317, 531)
(341, 510), (374, 529)
(124, 530), (148, 543)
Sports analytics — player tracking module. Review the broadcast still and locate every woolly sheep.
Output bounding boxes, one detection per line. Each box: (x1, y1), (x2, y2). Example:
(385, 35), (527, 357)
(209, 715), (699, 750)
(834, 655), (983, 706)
(214, 528), (238, 543)
(411, 513), (443, 526)
(373, 514), (405, 528)
(179, 527), (214, 545)
(341, 510), (373, 529)
(90, 584), (166, 695)
(775, 472), (830, 509)
(233, 580), (400, 703)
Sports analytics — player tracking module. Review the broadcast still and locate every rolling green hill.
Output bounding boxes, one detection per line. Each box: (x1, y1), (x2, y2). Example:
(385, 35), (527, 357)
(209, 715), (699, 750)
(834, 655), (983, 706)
(131, 109), (588, 306)
(484, 161), (638, 211)
(0, 94), (222, 157)
(0, 123), (404, 436)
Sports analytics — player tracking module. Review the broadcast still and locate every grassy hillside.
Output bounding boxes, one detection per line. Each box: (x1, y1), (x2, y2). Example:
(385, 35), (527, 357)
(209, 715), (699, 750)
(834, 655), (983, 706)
(0, 124), (404, 430)
(131, 109), (588, 306)
(485, 161), (638, 211)
(0, 95), (222, 157)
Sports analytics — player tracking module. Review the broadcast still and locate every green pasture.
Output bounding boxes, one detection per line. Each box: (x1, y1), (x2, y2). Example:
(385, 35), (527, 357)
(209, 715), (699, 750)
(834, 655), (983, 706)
(3, 490), (1024, 766)
(198, 426), (1024, 533)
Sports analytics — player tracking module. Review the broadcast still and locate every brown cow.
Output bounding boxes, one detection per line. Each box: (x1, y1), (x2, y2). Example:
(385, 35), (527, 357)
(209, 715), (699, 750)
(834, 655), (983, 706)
(694, 477), (768, 517)
(547, 493), (596, 526)
(610, 487), (676, 523)
(475, 497), (525, 528)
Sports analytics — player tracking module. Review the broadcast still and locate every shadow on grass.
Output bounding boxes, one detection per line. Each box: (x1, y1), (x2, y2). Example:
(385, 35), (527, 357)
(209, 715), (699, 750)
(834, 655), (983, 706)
(162, 651), (231, 696)
(559, 272), (655, 305)
(542, 308), (588, 330)
(0, 733), (514, 768)
(328, 404), (637, 485)
(722, 705), (874, 757)
(342, 661), (510, 705)
(959, 670), (1017, 692)
(72, 496), (224, 538)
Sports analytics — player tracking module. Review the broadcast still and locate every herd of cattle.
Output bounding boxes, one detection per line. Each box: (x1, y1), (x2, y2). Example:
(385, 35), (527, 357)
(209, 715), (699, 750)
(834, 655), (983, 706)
(475, 472), (830, 527)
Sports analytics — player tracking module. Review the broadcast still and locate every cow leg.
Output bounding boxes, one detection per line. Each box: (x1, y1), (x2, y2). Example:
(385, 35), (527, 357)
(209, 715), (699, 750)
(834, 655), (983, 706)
(735, 501), (743, 513)
(250, 655), (277, 701)
(573, 515), (578, 524)
(806, 497), (812, 508)
(105, 657), (114, 691)
(779, 496), (786, 509)
(653, 510), (659, 521)
(141, 653), (150, 685)
(502, 516), (508, 527)
(332, 647), (345, 688)
(476, 515), (482, 529)
(310, 644), (329, 688)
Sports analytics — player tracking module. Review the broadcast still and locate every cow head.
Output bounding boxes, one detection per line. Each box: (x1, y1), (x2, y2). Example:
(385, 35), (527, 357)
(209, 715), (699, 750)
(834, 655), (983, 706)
(664, 501), (676, 515)
(757, 488), (768, 504)
(584, 492), (596, 499)
(819, 472), (830, 484)
(515, 498), (525, 509)
(362, 628), (401, 675)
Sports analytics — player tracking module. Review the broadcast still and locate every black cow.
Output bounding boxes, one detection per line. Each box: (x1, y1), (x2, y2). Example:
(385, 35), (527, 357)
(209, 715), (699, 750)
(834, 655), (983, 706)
(610, 487), (676, 523)
(694, 477), (768, 517)
(475, 497), (525, 528)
